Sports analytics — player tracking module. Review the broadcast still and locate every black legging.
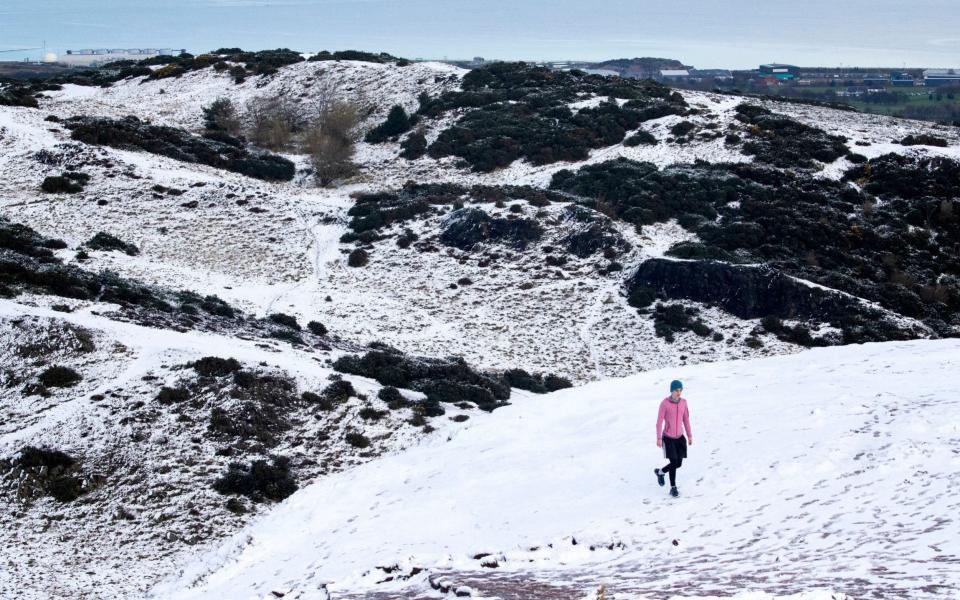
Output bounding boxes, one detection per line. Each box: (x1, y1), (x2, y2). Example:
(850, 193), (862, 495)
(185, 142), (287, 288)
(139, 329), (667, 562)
(661, 456), (683, 487)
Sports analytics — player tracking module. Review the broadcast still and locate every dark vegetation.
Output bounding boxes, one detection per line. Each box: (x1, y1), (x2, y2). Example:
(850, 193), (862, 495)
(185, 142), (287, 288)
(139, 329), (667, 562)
(559, 204), (631, 258)
(64, 116), (295, 181)
(733, 103), (848, 168)
(333, 343), (511, 412)
(7, 447), (88, 503)
(212, 456), (297, 502)
(38, 365), (83, 388)
(85, 232), (139, 256)
(552, 157), (959, 340)
(900, 134), (949, 147)
(309, 50), (409, 65)
(400, 130), (428, 159)
(648, 303), (714, 343)
(418, 62), (688, 171)
(624, 130), (658, 146)
(365, 105), (416, 143)
(40, 172), (89, 194)
(502, 369), (573, 393)
(440, 208), (543, 251)
(341, 181), (565, 242)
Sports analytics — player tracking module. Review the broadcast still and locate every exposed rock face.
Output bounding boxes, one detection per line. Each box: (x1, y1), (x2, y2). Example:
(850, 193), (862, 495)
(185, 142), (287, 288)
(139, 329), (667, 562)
(559, 205), (630, 258)
(439, 208), (543, 251)
(625, 258), (929, 342)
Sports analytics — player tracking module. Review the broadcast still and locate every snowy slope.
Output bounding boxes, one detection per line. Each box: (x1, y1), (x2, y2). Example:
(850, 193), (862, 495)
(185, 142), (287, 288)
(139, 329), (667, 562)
(152, 337), (960, 600)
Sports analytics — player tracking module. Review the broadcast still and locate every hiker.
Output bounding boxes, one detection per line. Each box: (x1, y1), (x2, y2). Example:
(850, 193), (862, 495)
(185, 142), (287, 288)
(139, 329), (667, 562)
(654, 379), (692, 498)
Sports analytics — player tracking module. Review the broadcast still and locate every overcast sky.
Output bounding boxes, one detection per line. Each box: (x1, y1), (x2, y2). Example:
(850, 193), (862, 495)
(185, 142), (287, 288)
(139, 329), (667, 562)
(2, 0), (959, 68)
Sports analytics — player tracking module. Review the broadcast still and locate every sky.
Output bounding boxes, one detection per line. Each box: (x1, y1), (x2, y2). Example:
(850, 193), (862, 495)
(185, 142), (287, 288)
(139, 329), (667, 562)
(1, 0), (959, 68)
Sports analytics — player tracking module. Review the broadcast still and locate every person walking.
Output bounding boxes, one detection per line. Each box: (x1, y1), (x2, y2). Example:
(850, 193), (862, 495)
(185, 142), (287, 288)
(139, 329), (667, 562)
(655, 379), (693, 498)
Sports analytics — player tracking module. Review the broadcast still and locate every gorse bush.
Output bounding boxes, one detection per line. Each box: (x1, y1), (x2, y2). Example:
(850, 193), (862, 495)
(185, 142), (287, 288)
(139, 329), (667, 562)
(212, 456), (297, 502)
(65, 116), (294, 182)
(365, 105), (413, 143)
(85, 232), (139, 256)
(203, 97), (242, 135)
(419, 62), (687, 171)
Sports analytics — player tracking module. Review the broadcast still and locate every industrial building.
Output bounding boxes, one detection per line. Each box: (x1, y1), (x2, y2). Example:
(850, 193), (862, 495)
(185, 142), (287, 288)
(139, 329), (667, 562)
(759, 63), (799, 80)
(890, 72), (915, 86)
(923, 69), (960, 87)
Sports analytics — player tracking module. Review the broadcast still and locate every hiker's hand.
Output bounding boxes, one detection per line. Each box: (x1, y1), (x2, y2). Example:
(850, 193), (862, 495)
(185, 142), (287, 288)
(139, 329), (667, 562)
(656, 438), (662, 448)
(688, 437), (693, 446)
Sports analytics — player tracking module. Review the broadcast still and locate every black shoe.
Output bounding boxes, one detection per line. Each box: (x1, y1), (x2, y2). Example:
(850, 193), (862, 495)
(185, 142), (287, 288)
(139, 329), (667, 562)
(654, 468), (665, 487)
(670, 486), (679, 498)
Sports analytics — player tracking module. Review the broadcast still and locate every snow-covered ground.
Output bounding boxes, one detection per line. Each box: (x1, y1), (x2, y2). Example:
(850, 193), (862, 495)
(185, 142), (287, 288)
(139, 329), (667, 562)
(153, 336), (960, 599)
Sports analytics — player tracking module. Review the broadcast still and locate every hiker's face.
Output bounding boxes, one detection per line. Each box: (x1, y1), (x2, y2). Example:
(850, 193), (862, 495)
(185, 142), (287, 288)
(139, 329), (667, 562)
(671, 388), (682, 398)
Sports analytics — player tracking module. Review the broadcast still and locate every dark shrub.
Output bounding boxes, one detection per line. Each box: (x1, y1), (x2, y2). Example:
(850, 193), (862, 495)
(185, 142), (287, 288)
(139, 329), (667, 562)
(734, 103), (848, 168)
(85, 232), (140, 256)
(64, 116), (295, 182)
(651, 303), (712, 343)
(301, 391), (322, 403)
(18, 446), (75, 469)
(40, 175), (85, 194)
(359, 407), (386, 421)
(39, 366), (82, 388)
(209, 402), (288, 446)
(400, 130), (428, 159)
(212, 456), (297, 502)
(627, 284), (657, 308)
(345, 432), (371, 448)
(307, 321), (327, 336)
(396, 229), (418, 248)
(157, 386), (190, 404)
(450, 414), (470, 423)
(670, 121), (696, 137)
(624, 130), (657, 146)
(348, 248), (369, 267)
(440, 208), (543, 251)
(544, 374), (573, 391)
(202, 97), (241, 135)
(900, 134), (948, 147)
(47, 476), (85, 502)
(379, 386), (410, 409)
(269, 312), (300, 330)
(365, 105), (412, 143)
(323, 379), (356, 403)
(191, 356), (242, 377)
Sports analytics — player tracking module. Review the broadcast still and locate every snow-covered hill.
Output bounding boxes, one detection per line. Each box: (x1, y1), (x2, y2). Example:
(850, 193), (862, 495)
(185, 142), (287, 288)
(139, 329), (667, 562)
(152, 336), (960, 599)
(2, 55), (959, 599)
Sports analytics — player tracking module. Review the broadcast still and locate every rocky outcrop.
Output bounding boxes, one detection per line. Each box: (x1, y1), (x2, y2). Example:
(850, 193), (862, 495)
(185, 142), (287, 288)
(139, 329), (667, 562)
(439, 208), (543, 251)
(626, 258), (930, 343)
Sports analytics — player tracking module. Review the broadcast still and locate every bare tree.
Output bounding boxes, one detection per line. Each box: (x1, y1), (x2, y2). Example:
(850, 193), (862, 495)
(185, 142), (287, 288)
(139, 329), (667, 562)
(245, 94), (305, 151)
(304, 99), (360, 186)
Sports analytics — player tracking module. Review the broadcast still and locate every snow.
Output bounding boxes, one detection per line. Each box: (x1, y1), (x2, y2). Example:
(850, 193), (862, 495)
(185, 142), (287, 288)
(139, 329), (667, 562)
(153, 336), (960, 599)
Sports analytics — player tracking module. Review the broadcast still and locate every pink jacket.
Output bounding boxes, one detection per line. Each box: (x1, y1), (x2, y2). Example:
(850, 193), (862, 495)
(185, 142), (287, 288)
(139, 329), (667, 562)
(656, 396), (692, 440)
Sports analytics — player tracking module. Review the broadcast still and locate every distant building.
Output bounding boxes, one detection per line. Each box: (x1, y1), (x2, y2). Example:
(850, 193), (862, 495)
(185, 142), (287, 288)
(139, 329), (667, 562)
(890, 72), (915, 87)
(60, 48), (184, 67)
(759, 63), (799, 80)
(659, 69), (690, 82)
(691, 69), (733, 84)
(924, 69), (960, 87)
(862, 74), (888, 87)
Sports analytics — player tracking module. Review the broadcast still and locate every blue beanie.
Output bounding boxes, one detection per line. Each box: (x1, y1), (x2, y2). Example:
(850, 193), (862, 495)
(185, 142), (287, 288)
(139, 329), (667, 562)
(670, 379), (683, 391)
